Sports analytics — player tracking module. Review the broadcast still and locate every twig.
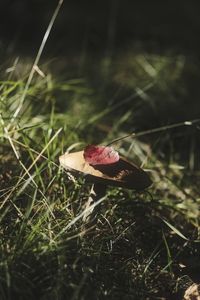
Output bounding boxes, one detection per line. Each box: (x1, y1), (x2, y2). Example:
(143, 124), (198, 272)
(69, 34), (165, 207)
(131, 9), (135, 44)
(107, 118), (200, 146)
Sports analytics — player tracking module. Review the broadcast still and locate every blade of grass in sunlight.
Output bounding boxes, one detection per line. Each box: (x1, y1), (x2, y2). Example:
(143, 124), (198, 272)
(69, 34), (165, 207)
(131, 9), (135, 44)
(162, 219), (189, 241)
(162, 231), (173, 275)
(7, 0), (64, 128)
(0, 127), (62, 210)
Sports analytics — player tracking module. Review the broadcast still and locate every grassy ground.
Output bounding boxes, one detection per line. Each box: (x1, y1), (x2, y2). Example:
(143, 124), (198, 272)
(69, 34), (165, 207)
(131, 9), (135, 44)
(1, 6), (200, 300)
(1, 51), (200, 300)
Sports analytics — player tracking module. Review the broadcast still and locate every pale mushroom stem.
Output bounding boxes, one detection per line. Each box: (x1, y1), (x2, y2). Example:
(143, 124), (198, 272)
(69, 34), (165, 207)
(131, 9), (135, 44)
(82, 183), (107, 223)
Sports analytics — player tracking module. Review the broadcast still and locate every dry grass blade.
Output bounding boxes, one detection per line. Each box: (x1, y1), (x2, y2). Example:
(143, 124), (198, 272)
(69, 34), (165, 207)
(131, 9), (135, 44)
(7, 0), (64, 128)
(0, 127), (62, 210)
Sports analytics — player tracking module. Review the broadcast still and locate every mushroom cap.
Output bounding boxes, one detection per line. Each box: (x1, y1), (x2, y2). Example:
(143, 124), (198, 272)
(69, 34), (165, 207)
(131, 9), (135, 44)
(59, 151), (152, 190)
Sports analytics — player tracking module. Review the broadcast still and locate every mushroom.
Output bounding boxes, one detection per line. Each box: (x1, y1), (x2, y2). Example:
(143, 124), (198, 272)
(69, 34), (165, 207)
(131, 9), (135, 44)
(59, 148), (152, 223)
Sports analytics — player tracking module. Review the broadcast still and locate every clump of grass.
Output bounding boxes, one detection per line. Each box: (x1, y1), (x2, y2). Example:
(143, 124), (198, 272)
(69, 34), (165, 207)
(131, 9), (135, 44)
(1, 55), (200, 300)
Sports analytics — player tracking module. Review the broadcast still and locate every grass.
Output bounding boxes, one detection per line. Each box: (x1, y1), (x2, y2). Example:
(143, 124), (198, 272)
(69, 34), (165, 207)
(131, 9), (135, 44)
(1, 6), (200, 300)
(0, 54), (200, 300)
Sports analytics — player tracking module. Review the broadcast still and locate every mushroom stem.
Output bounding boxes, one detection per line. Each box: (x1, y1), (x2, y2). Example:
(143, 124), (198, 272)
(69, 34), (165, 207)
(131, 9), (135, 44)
(82, 183), (107, 223)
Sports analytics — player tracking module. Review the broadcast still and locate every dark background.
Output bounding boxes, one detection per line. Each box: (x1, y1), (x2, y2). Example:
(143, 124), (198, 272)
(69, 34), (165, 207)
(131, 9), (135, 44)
(1, 0), (200, 57)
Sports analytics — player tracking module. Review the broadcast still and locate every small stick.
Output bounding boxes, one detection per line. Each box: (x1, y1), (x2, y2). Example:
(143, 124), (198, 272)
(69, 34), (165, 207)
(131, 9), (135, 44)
(106, 118), (200, 146)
